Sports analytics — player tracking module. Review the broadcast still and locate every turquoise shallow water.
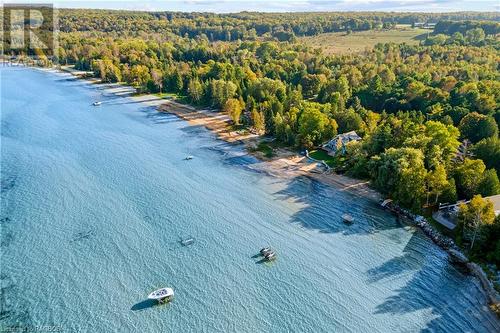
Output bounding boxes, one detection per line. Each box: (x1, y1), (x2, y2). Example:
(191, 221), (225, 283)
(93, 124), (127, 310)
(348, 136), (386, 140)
(1, 66), (499, 332)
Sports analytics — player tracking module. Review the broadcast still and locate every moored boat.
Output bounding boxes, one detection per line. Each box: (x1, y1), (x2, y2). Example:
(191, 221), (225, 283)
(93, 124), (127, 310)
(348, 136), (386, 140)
(264, 251), (277, 261)
(260, 247), (272, 256)
(342, 213), (354, 224)
(148, 287), (174, 303)
(92, 101), (102, 106)
(180, 237), (195, 246)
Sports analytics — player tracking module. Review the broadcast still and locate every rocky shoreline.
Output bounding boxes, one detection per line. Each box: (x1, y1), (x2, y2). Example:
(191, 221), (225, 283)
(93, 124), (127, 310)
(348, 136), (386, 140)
(382, 201), (500, 311)
(28, 62), (500, 316)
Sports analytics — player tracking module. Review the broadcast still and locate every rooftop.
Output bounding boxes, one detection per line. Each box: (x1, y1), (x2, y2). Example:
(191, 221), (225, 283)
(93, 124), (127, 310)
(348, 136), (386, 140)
(485, 194), (500, 216)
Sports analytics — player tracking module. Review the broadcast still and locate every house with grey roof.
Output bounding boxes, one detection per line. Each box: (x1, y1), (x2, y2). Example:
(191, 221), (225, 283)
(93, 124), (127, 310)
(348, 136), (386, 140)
(321, 131), (361, 156)
(487, 194), (500, 216)
(433, 194), (500, 230)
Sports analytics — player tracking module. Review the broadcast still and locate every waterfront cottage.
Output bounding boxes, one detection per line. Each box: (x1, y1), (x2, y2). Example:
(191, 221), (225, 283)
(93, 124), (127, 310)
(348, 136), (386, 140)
(433, 194), (500, 230)
(322, 131), (361, 156)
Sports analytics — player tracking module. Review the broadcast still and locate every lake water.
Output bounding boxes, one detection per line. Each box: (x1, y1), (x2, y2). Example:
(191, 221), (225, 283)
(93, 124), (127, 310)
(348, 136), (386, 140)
(1, 66), (499, 332)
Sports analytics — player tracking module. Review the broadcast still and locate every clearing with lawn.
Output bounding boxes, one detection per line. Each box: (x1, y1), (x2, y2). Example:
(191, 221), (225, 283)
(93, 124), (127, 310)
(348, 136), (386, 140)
(300, 25), (429, 54)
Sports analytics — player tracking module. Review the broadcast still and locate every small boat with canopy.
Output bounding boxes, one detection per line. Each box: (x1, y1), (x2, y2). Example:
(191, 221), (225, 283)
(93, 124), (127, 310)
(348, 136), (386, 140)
(148, 288), (174, 303)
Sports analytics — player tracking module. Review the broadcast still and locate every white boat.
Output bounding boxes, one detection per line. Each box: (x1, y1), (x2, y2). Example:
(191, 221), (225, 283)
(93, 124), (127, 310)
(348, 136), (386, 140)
(264, 251), (277, 261)
(148, 288), (174, 302)
(260, 247), (272, 256)
(185, 155), (194, 160)
(342, 213), (354, 224)
(180, 237), (195, 246)
(92, 101), (102, 106)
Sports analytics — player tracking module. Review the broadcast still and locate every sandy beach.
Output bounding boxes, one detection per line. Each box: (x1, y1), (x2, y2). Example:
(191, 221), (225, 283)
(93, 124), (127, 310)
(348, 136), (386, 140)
(157, 96), (381, 201)
(250, 156), (381, 201)
(57, 65), (381, 202)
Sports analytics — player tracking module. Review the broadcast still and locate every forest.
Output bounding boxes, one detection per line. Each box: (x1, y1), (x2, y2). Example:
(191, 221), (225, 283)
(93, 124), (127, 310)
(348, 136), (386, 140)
(57, 10), (500, 41)
(14, 10), (500, 263)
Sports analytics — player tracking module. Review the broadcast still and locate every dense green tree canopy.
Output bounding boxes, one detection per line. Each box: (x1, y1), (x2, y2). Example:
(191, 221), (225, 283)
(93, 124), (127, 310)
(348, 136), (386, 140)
(371, 147), (427, 210)
(34, 9), (499, 217)
(459, 112), (498, 143)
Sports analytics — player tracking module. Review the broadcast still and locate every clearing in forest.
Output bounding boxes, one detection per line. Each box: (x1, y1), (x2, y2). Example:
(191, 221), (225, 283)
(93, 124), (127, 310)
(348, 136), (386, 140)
(300, 26), (429, 54)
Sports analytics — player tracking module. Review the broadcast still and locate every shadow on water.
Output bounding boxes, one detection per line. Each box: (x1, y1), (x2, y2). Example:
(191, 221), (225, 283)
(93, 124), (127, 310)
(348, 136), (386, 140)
(373, 257), (499, 332)
(270, 174), (500, 331)
(273, 176), (399, 236)
(70, 229), (96, 243)
(1, 217), (14, 248)
(1, 175), (17, 193)
(198, 140), (259, 168)
(1, 230), (14, 248)
(55, 77), (80, 82)
(131, 299), (157, 311)
(1, 120), (14, 139)
(106, 99), (157, 106)
(251, 251), (276, 265)
(365, 226), (500, 332)
(139, 107), (184, 125)
(366, 231), (426, 284)
(255, 258), (278, 266)
(0, 274), (32, 326)
(180, 124), (209, 135)
(0, 217), (11, 225)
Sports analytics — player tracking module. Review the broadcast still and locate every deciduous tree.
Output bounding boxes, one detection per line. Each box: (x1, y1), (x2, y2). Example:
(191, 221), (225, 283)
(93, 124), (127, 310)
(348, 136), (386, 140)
(224, 98), (243, 125)
(458, 195), (495, 249)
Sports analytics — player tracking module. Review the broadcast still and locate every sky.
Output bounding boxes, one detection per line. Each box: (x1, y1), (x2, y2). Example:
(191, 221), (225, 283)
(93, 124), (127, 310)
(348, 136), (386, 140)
(3, 0), (500, 13)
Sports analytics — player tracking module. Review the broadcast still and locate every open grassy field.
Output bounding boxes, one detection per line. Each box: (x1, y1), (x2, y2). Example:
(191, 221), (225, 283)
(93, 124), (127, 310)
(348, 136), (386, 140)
(300, 25), (429, 55)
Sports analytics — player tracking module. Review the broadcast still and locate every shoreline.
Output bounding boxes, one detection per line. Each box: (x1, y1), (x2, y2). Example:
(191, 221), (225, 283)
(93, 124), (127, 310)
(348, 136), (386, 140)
(156, 94), (382, 202)
(382, 201), (500, 312)
(33, 64), (499, 314)
(157, 105), (382, 202)
(36, 64), (382, 203)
